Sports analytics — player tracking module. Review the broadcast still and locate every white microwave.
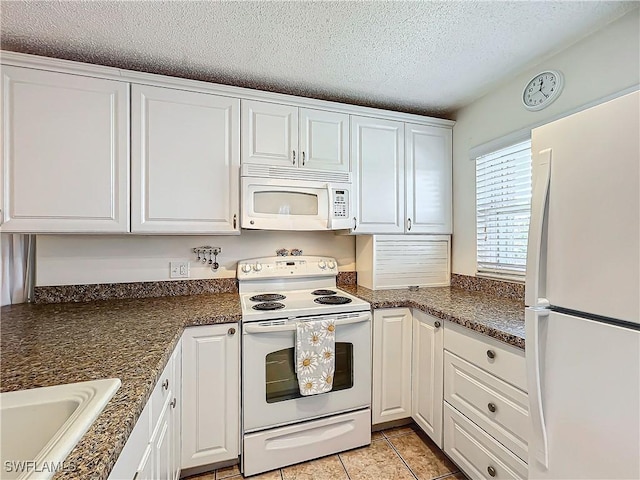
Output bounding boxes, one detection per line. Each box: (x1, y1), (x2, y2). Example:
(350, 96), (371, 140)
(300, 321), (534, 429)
(241, 164), (353, 231)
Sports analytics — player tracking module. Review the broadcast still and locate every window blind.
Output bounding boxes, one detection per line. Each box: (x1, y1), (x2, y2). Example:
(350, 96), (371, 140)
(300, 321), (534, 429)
(476, 140), (532, 278)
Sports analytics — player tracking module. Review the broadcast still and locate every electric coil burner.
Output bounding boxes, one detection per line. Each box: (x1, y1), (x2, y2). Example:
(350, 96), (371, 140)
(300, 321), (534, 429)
(250, 293), (286, 302)
(311, 289), (337, 296)
(237, 256), (372, 477)
(314, 296), (353, 305)
(251, 302), (285, 311)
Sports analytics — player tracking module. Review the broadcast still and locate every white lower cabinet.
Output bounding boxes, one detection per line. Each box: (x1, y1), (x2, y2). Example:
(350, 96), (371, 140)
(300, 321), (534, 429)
(372, 307), (529, 476)
(372, 308), (444, 446)
(443, 322), (528, 480)
(135, 444), (154, 480)
(108, 340), (182, 480)
(181, 324), (240, 469)
(411, 310), (444, 447)
(444, 403), (527, 480)
(372, 308), (412, 424)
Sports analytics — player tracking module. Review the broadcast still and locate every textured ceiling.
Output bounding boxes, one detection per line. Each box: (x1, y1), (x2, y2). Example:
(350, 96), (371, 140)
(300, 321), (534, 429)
(0, 1), (637, 117)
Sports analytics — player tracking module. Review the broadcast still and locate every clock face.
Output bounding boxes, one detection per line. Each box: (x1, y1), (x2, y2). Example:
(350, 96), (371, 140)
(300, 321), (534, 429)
(523, 71), (563, 111)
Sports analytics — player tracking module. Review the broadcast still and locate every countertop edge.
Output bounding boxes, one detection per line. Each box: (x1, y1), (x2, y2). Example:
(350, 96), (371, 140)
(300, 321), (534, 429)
(371, 299), (525, 350)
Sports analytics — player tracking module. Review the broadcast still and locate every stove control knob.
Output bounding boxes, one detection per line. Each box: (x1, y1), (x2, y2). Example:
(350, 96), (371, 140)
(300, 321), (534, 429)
(254, 262), (263, 272)
(241, 263), (252, 273)
(318, 260), (327, 270)
(328, 260), (336, 269)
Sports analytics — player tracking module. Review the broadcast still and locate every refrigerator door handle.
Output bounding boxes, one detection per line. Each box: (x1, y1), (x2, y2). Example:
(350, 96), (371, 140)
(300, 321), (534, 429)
(525, 148), (552, 308)
(526, 307), (550, 469)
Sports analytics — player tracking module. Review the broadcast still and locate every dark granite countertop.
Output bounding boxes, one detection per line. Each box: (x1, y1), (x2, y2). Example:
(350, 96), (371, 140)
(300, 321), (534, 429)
(340, 285), (525, 350)
(0, 284), (523, 480)
(0, 293), (241, 480)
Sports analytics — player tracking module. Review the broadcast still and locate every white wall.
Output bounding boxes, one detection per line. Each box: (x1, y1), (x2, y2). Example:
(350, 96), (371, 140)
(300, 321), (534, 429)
(452, 8), (640, 276)
(36, 231), (355, 286)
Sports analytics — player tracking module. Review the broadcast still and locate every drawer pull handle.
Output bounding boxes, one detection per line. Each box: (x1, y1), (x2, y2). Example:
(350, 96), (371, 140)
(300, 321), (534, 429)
(434, 321), (441, 328)
(162, 379), (169, 390)
(487, 466), (496, 477)
(486, 349), (496, 359)
(488, 402), (497, 413)
(170, 398), (177, 409)
(228, 327), (236, 335)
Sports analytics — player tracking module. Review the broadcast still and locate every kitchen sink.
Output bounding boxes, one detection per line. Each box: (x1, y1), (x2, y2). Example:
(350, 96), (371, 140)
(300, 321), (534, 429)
(0, 378), (121, 480)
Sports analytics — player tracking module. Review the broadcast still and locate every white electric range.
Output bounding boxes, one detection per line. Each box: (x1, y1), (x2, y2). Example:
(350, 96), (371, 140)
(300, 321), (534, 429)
(237, 256), (372, 477)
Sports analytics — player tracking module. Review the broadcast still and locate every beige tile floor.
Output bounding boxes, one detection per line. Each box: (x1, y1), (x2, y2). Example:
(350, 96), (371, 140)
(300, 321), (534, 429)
(185, 424), (467, 480)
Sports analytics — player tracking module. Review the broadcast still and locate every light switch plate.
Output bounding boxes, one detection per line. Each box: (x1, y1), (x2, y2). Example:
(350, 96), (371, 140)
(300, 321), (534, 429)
(170, 261), (190, 278)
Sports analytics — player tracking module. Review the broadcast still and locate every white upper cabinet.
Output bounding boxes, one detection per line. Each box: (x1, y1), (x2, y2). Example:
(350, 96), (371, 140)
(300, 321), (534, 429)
(1, 66), (129, 233)
(405, 123), (452, 234)
(242, 100), (298, 167)
(351, 116), (405, 233)
(242, 100), (349, 171)
(131, 84), (240, 234)
(299, 108), (349, 171)
(352, 117), (452, 235)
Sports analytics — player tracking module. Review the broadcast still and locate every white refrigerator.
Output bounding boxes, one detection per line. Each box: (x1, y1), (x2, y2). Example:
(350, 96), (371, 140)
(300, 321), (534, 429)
(526, 90), (640, 479)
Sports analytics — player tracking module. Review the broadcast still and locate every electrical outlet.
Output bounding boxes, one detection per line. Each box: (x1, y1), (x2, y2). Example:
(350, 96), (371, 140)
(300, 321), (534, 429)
(170, 261), (190, 278)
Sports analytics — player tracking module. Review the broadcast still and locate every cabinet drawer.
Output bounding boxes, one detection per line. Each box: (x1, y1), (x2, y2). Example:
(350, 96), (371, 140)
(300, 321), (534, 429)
(444, 403), (527, 480)
(444, 322), (526, 391)
(444, 351), (528, 461)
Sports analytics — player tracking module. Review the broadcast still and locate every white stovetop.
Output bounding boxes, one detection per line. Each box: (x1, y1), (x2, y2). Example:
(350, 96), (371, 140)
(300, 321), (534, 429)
(240, 288), (370, 322)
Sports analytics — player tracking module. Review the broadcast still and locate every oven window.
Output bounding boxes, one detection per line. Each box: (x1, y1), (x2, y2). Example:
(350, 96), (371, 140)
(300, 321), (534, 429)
(265, 342), (354, 403)
(254, 191), (319, 216)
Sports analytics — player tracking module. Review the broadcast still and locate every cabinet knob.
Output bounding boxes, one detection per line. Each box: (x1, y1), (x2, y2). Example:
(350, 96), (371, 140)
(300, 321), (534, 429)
(488, 402), (497, 413)
(487, 466), (497, 477)
(292, 150), (296, 165)
(162, 379), (169, 390)
(228, 327), (236, 335)
(486, 349), (496, 359)
(170, 398), (177, 409)
(434, 321), (441, 328)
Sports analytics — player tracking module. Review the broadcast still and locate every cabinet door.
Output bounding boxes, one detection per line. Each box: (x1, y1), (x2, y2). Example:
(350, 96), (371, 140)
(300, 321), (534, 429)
(372, 308), (412, 424)
(405, 124), (452, 234)
(411, 309), (444, 447)
(242, 100), (298, 167)
(131, 85), (239, 234)
(351, 116), (404, 233)
(1, 66), (129, 232)
(182, 324), (239, 469)
(154, 396), (173, 480)
(299, 108), (349, 171)
(171, 342), (182, 480)
(136, 444), (154, 480)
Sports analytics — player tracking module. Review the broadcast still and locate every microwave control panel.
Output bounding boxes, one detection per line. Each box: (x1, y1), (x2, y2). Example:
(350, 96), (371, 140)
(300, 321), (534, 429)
(333, 189), (349, 218)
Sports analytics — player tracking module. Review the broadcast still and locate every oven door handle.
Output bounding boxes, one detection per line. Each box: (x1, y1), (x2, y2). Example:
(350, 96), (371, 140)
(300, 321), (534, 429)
(244, 312), (371, 334)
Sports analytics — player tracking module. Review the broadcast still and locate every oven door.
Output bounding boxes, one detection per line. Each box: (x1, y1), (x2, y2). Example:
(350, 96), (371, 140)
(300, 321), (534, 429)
(241, 177), (352, 231)
(242, 311), (371, 432)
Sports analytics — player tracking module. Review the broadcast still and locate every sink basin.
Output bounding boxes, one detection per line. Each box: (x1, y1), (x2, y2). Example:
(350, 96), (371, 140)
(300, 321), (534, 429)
(0, 378), (121, 480)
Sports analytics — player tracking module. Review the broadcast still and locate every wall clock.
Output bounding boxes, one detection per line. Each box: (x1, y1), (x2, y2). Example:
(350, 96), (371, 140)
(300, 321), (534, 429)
(522, 70), (564, 111)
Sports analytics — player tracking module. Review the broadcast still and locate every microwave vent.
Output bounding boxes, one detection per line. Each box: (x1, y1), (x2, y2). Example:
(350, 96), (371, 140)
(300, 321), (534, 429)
(241, 164), (351, 184)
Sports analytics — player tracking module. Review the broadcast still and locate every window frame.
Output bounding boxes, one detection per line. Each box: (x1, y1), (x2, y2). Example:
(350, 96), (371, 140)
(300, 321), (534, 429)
(474, 139), (533, 282)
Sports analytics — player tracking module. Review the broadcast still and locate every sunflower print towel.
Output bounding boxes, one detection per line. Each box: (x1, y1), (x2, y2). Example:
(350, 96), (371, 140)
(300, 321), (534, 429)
(295, 319), (336, 396)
